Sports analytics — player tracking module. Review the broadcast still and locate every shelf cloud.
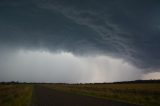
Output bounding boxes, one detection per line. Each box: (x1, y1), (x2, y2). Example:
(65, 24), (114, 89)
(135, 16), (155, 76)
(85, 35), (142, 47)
(0, 0), (160, 82)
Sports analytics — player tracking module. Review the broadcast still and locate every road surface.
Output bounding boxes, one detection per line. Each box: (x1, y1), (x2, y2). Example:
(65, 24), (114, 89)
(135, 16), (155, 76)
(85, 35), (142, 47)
(31, 85), (140, 106)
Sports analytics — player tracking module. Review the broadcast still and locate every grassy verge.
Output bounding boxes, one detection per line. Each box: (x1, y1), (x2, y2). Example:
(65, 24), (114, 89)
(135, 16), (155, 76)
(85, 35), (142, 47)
(44, 83), (160, 106)
(0, 84), (33, 106)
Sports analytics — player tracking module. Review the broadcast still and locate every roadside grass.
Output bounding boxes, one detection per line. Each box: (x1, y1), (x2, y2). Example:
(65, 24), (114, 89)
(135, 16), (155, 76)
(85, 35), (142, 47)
(44, 83), (160, 106)
(0, 84), (33, 106)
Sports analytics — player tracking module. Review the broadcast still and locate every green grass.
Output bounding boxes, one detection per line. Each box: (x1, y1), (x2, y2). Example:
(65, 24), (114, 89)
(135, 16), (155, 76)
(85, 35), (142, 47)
(0, 84), (33, 106)
(44, 83), (160, 106)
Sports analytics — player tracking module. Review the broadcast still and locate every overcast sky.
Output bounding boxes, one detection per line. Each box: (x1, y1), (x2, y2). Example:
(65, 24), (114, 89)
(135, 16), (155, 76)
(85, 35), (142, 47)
(0, 0), (160, 83)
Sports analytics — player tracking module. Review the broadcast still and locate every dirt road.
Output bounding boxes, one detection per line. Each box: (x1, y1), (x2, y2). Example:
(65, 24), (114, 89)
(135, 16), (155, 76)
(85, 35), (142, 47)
(31, 85), (140, 106)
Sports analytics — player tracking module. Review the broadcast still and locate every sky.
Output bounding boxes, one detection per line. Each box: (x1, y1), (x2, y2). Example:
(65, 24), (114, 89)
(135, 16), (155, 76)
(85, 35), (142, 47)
(0, 0), (160, 83)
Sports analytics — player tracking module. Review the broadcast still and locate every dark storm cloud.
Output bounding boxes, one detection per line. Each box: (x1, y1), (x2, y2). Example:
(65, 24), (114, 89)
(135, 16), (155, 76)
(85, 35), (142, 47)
(0, 0), (160, 70)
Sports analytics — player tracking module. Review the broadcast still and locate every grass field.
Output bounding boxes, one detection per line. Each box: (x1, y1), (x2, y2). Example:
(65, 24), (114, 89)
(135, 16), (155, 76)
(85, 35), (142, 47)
(0, 82), (160, 106)
(45, 83), (160, 106)
(0, 84), (32, 106)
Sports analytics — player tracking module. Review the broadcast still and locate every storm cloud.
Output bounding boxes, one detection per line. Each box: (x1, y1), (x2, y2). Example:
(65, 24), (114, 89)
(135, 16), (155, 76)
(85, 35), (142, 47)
(0, 0), (160, 82)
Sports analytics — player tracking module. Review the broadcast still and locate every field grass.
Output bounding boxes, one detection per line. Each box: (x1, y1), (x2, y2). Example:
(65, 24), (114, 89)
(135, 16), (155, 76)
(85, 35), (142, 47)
(44, 83), (160, 106)
(0, 84), (33, 106)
